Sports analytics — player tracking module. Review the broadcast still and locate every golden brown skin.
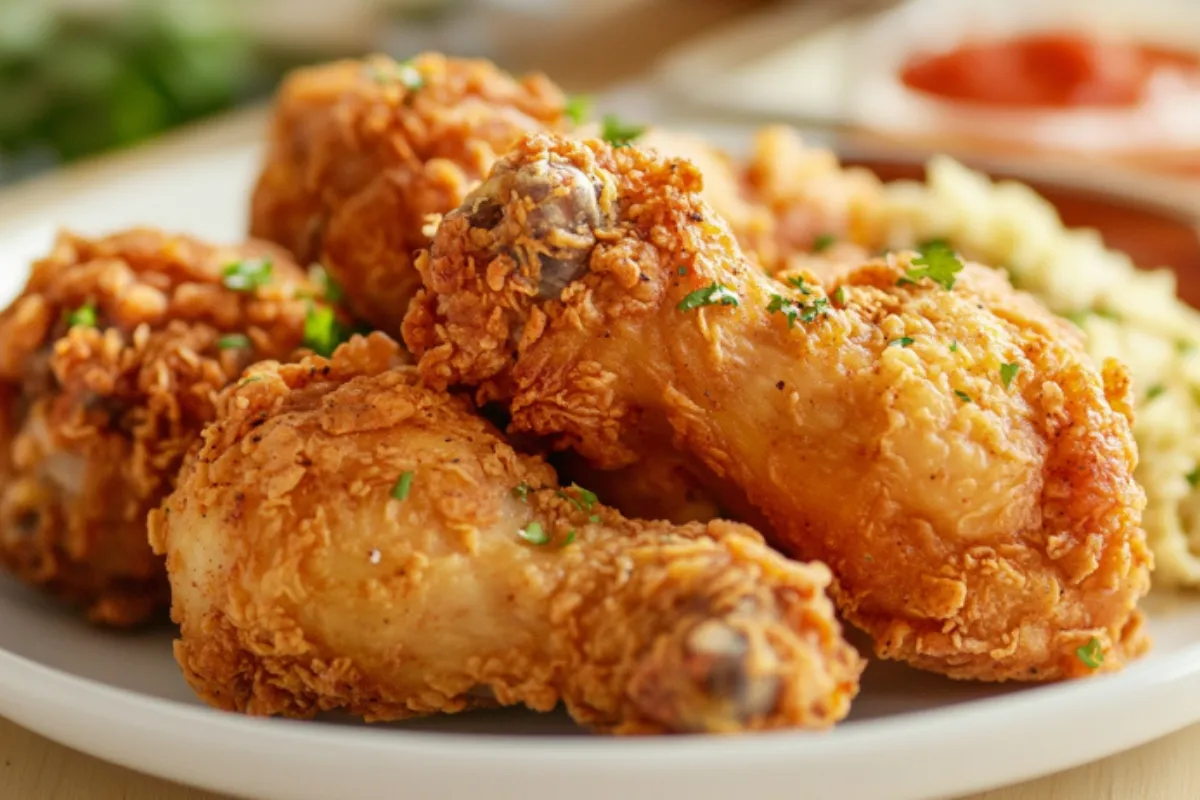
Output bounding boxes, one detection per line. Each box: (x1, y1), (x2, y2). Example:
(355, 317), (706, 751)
(249, 53), (569, 336)
(0, 229), (320, 625)
(404, 134), (1153, 681)
(150, 334), (862, 734)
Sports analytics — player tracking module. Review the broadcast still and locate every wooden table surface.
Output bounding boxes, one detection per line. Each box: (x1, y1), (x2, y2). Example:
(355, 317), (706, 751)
(1, 7), (1198, 796)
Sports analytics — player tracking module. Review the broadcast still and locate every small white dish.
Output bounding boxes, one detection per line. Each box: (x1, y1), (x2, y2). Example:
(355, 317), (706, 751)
(0, 143), (1198, 800)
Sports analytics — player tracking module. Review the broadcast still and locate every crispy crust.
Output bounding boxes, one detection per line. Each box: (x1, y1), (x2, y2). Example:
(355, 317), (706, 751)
(249, 54), (568, 336)
(151, 334), (862, 733)
(0, 228), (319, 625)
(403, 133), (1152, 681)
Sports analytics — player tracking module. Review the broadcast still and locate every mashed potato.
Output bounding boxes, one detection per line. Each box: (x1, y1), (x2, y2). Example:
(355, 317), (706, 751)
(871, 157), (1200, 586)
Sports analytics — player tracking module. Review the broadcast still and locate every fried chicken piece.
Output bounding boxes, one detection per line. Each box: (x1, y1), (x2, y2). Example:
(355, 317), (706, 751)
(149, 334), (861, 733)
(403, 134), (1153, 681)
(0, 229), (322, 625)
(249, 53), (569, 336)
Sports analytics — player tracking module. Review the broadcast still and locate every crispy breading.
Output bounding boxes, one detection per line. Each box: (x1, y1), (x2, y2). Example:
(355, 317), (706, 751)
(0, 228), (320, 625)
(249, 53), (569, 336)
(151, 333), (862, 733)
(403, 133), (1153, 681)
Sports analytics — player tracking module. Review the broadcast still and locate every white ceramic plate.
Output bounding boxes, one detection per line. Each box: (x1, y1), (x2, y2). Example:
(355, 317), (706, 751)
(1, 145), (1200, 800)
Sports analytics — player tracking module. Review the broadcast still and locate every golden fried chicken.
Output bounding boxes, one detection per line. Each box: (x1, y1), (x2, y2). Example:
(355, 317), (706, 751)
(0, 229), (326, 625)
(403, 134), (1153, 681)
(250, 53), (569, 336)
(150, 334), (862, 733)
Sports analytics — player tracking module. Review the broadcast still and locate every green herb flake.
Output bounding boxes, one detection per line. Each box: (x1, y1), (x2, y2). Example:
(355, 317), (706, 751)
(1076, 637), (1104, 669)
(812, 234), (836, 253)
(1186, 467), (1199, 488)
(600, 115), (646, 148)
(950, 341), (959, 352)
(66, 303), (97, 328)
(558, 484), (599, 513)
(308, 265), (344, 304)
(678, 283), (739, 311)
(1146, 384), (1166, 401)
(898, 242), (964, 291)
(954, 390), (972, 404)
(889, 337), (914, 348)
(561, 530), (577, 547)
(217, 334), (251, 351)
(518, 521), (550, 546)
(768, 294), (829, 328)
(787, 275), (813, 296)
(564, 94), (591, 126)
(391, 471), (414, 502)
(1000, 362), (1020, 389)
(512, 483), (530, 502)
(222, 259), (273, 292)
(833, 286), (847, 305)
(303, 304), (351, 358)
(588, 514), (601, 523)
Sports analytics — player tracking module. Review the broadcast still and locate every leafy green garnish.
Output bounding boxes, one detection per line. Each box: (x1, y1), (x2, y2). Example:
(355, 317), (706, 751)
(1000, 363), (1020, 389)
(812, 234), (836, 253)
(303, 304), (351, 357)
(562, 530), (577, 547)
(1076, 637), (1104, 669)
(1146, 384), (1166, 401)
(392, 471), (414, 502)
(518, 521), (550, 546)
(512, 483), (530, 502)
(217, 334), (251, 350)
(600, 115), (646, 148)
(558, 484), (598, 512)
(222, 259), (273, 292)
(898, 242), (963, 291)
(678, 283), (739, 311)
(308, 265), (344, 304)
(950, 341), (959, 352)
(767, 294), (828, 328)
(833, 286), (847, 305)
(66, 303), (97, 329)
(1186, 467), (1199, 488)
(786, 276), (813, 296)
(889, 337), (914, 348)
(954, 390), (972, 403)
(564, 94), (591, 126)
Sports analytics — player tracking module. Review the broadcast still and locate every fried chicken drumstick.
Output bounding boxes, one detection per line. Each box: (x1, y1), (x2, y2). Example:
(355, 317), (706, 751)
(0, 229), (322, 625)
(404, 134), (1153, 681)
(150, 334), (862, 733)
(250, 53), (569, 336)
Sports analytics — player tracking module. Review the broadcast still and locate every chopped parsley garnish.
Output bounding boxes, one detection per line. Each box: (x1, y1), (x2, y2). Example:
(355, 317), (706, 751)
(950, 341), (959, 352)
(221, 259), (273, 292)
(564, 94), (591, 126)
(308, 265), (344, 303)
(1076, 637), (1104, 669)
(303, 303), (351, 357)
(562, 530), (577, 547)
(833, 286), (847, 305)
(588, 514), (600, 523)
(954, 390), (972, 403)
(391, 471), (414, 502)
(678, 283), (738, 311)
(512, 483), (530, 502)
(812, 234), (836, 253)
(1186, 467), (1199, 488)
(787, 275), (813, 295)
(889, 337), (914, 348)
(518, 521), (550, 546)
(66, 303), (97, 328)
(217, 334), (251, 350)
(767, 294), (828, 328)
(238, 375), (263, 386)
(1146, 384), (1166, 401)
(369, 59), (424, 91)
(558, 484), (599, 513)
(600, 114), (646, 148)
(1000, 363), (1020, 389)
(898, 242), (963, 291)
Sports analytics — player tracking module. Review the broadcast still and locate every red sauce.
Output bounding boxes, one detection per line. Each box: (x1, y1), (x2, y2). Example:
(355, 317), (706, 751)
(901, 33), (1200, 109)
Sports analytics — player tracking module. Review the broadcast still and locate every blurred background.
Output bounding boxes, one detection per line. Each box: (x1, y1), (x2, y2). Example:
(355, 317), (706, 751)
(2, 0), (1199, 193)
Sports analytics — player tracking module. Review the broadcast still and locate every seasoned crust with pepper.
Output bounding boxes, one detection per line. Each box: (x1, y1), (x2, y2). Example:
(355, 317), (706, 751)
(0, 228), (325, 625)
(249, 53), (568, 336)
(150, 333), (862, 733)
(404, 133), (1152, 681)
